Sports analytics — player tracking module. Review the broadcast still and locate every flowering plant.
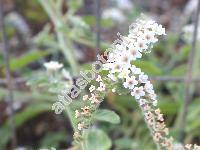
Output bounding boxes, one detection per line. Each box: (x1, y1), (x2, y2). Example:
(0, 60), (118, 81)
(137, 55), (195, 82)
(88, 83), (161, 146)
(72, 18), (200, 150)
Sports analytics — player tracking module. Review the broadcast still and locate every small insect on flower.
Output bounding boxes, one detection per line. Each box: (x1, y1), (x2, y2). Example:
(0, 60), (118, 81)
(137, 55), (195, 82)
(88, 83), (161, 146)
(44, 61), (63, 72)
(131, 86), (145, 99)
(123, 76), (138, 89)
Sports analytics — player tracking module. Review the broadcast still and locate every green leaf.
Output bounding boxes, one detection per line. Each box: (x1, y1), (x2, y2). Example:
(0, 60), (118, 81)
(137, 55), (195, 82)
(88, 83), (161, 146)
(40, 132), (67, 148)
(1, 50), (49, 72)
(67, 0), (83, 13)
(83, 15), (114, 27)
(170, 64), (186, 76)
(93, 109), (120, 124)
(85, 129), (112, 150)
(133, 61), (162, 75)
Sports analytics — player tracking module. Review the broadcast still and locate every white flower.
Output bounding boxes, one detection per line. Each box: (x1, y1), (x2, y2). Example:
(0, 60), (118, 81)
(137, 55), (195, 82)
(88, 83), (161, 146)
(103, 63), (113, 70)
(149, 92), (157, 101)
(118, 51), (131, 64)
(97, 82), (106, 92)
(75, 110), (81, 118)
(155, 24), (166, 35)
(78, 122), (85, 130)
(139, 73), (148, 83)
(83, 95), (88, 101)
(144, 81), (154, 94)
(110, 62), (123, 74)
(112, 88), (116, 92)
(131, 86), (145, 99)
(153, 100), (158, 106)
(143, 30), (158, 43)
(89, 85), (95, 92)
(185, 144), (192, 149)
(89, 94), (99, 104)
(130, 65), (141, 74)
(136, 38), (148, 52)
(107, 73), (117, 81)
(44, 61), (63, 72)
(139, 99), (147, 106)
(128, 44), (142, 60)
(123, 76), (138, 89)
(118, 68), (130, 79)
(96, 75), (102, 82)
(145, 112), (153, 119)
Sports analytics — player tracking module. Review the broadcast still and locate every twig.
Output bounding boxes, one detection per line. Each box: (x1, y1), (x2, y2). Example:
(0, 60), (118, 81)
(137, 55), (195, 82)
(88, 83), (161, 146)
(0, 0), (17, 148)
(95, 0), (101, 57)
(178, 0), (200, 141)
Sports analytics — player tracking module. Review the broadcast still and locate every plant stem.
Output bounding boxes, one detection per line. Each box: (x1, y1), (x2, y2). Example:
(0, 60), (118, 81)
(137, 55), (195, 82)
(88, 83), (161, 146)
(39, 0), (79, 133)
(39, 0), (79, 75)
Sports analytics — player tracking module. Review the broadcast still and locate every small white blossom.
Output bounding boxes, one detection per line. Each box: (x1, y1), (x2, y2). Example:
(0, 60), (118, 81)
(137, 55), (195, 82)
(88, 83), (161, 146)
(96, 75), (102, 82)
(89, 93), (99, 104)
(75, 110), (81, 118)
(144, 81), (154, 94)
(123, 76), (138, 89)
(143, 30), (158, 43)
(130, 65), (141, 74)
(118, 69), (130, 79)
(107, 73), (117, 81)
(112, 88), (116, 92)
(136, 38), (148, 52)
(78, 122), (85, 130)
(131, 86), (145, 99)
(89, 85), (95, 92)
(119, 51), (131, 64)
(97, 82), (106, 92)
(139, 99), (147, 106)
(83, 95), (88, 101)
(128, 45), (142, 60)
(139, 73), (148, 83)
(44, 61), (63, 72)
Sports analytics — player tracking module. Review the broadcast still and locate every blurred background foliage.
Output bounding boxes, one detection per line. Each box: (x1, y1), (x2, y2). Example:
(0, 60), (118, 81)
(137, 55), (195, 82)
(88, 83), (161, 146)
(0, 0), (200, 149)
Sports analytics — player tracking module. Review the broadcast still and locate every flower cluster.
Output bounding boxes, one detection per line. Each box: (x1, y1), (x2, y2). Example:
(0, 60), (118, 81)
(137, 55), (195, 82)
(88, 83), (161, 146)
(102, 19), (176, 149)
(102, 18), (199, 150)
(73, 75), (107, 140)
(72, 18), (200, 150)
